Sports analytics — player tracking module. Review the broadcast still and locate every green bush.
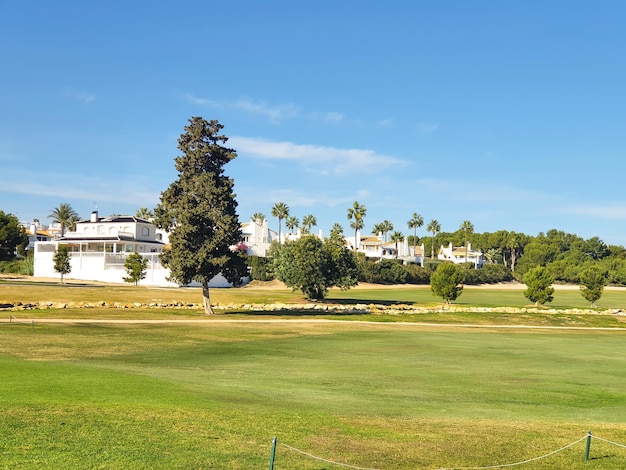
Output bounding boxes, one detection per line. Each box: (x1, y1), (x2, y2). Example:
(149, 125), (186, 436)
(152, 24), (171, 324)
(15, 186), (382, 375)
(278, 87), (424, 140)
(0, 256), (34, 275)
(403, 263), (432, 284)
(463, 264), (513, 285)
(247, 255), (275, 281)
(423, 258), (443, 271)
(357, 257), (407, 284)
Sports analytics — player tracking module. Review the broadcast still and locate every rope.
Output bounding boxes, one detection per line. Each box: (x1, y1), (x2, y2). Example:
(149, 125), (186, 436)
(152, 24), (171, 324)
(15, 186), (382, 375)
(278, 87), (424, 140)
(280, 443), (382, 470)
(436, 436), (588, 470)
(591, 435), (626, 449)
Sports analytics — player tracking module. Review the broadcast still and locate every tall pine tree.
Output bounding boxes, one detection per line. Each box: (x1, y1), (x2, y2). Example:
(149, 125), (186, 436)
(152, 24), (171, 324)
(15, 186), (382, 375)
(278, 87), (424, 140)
(157, 117), (247, 314)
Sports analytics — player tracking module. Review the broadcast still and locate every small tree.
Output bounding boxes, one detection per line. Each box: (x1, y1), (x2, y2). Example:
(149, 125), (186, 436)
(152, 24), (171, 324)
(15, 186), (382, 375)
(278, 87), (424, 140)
(580, 265), (608, 308)
(53, 245), (72, 283)
(430, 262), (464, 303)
(123, 252), (149, 286)
(272, 234), (357, 300)
(522, 266), (554, 305)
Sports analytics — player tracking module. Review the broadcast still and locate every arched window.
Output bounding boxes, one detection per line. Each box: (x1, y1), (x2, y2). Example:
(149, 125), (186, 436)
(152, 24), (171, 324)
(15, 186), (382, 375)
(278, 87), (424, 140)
(142, 227), (149, 237)
(97, 225), (105, 235)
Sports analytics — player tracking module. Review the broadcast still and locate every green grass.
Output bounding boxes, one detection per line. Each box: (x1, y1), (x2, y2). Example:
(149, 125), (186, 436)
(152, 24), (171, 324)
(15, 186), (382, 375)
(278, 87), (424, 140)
(2, 322), (626, 468)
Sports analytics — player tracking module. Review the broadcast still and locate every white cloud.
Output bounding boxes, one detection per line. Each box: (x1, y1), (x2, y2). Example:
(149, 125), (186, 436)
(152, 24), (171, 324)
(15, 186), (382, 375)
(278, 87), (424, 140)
(230, 136), (408, 174)
(416, 122), (439, 134)
(0, 171), (159, 206)
(184, 94), (300, 123)
(377, 118), (394, 128)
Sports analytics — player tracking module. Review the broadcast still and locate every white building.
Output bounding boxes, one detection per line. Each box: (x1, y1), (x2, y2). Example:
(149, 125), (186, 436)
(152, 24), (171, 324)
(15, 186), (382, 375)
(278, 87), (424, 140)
(33, 211), (236, 287)
(347, 232), (425, 265)
(438, 242), (484, 268)
(240, 218), (278, 256)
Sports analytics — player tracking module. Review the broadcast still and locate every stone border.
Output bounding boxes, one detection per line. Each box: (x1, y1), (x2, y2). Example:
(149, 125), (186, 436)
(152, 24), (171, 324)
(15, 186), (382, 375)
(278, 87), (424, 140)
(0, 301), (624, 316)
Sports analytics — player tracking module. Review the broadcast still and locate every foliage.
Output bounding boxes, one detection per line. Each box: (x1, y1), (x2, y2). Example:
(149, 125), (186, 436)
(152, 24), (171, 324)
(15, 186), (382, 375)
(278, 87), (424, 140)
(522, 266), (554, 305)
(430, 262), (465, 303)
(372, 220), (393, 241)
(156, 117), (247, 313)
(426, 219), (441, 258)
(346, 201), (366, 248)
(0, 256), (33, 275)
(301, 214), (317, 234)
(53, 245), (72, 283)
(403, 263), (432, 284)
(48, 203), (79, 236)
(0, 211), (28, 260)
(135, 207), (154, 220)
(462, 264), (513, 285)
(271, 202), (289, 243)
(272, 235), (358, 299)
(247, 255), (274, 281)
(123, 252), (149, 286)
(579, 265), (608, 307)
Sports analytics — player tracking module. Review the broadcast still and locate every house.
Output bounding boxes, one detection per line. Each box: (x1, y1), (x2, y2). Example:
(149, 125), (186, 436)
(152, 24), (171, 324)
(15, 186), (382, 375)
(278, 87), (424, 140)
(33, 211), (237, 287)
(24, 222), (53, 251)
(347, 231), (425, 265)
(438, 242), (484, 268)
(240, 218), (278, 256)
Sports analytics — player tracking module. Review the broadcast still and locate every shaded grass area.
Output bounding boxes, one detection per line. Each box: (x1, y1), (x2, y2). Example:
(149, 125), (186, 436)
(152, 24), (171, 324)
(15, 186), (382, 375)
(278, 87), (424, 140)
(1, 322), (626, 468)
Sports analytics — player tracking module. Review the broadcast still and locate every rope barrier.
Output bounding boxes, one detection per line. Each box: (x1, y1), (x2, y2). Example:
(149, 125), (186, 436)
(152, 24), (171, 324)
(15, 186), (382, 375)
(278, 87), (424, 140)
(437, 436), (587, 470)
(591, 435), (626, 450)
(277, 433), (626, 469)
(281, 443), (382, 470)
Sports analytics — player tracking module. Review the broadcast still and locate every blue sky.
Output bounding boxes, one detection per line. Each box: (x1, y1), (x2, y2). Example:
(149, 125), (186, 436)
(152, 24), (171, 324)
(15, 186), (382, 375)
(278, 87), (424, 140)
(2, 1), (626, 245)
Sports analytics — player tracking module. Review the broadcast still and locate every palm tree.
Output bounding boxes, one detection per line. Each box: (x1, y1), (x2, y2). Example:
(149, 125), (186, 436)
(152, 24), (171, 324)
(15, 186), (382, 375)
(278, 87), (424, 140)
(460, 220), (474, 264)
(48, 203), (79, 237)
(252, 212), (266, 224)
(407, 213), (424, 258)
(285, 215), (299, 234)
(372, 220), (393, 241)
(427, 219), (441, 258)
(271, 202), (289, 244)
(347, 201), (366, 251)
(135, 207), (154, 220)
(301, 214), (317, 234)
(390, 231), (404, 258)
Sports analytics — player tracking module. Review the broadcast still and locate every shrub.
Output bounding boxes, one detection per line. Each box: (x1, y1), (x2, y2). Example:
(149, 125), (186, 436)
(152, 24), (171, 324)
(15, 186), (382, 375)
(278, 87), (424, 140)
(403, 263), (432, 284)
(248, 256), (275, 281)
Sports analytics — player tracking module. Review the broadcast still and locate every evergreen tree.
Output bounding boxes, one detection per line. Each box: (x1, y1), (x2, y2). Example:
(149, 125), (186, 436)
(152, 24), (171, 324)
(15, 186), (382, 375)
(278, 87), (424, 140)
(430, 262), (464, 303)
(579, 265), (608, 308)
(522, 266), (554, 305)
(123, 252), (149, 286)
(156, 117), (247, 314)
(53, 245), (71, 283)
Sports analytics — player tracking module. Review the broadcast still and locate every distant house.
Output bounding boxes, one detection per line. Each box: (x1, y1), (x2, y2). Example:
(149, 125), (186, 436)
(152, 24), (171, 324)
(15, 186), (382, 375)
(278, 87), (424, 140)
(33, 211), (237, 287)
(240, 218), (278, 256)
(347, 231), (425, 265)
(438, 242), (484, 268)
(24, 223), (52, 251)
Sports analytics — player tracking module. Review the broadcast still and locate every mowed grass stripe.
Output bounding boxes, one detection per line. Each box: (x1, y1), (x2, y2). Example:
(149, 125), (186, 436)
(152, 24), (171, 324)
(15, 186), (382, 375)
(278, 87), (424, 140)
(1, 322), (626, 468)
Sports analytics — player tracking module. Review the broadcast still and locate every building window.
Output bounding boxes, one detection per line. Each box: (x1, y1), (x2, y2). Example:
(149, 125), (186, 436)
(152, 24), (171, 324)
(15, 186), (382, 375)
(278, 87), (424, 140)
(142, 227), (149, 237)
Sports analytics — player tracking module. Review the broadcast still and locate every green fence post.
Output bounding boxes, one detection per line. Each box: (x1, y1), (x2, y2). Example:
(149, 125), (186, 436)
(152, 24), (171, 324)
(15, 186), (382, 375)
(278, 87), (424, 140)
(585, 431), (592, 461)
(268, 436), (277, 470)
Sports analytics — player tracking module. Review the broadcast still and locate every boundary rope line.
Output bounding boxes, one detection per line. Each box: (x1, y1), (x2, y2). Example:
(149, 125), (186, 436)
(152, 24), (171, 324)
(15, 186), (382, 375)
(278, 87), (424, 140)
(279, 434), (626, 470)
(280, 443), (381, 470)
(436, 436), (588, 470)
(591, 435), (626, 449)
